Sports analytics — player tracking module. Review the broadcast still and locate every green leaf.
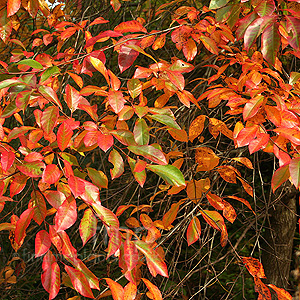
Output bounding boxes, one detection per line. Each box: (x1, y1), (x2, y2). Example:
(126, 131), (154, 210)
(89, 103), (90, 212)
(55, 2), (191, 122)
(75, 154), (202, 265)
(127, 78), (142, 99)
(0, 78), (25, 90)
(87, 167), (108, 188)
(271, 164), (290, 192)
(128, 145), (167, 165)
(17, 59), (43, 70)
(209, 0), (230, 9)
(1, 100), (18, 118)
(60, 152), (79, 166)
(79, 208), (97, 246)
(151, 114), (181, 129)
(133, 118), (149, 145)
(108, 149), (124, 179)
(17, 161), (45, 178)
(147, 164), (185, 186)
(261, 22), (280, 65)
(41, 66), (60, 82)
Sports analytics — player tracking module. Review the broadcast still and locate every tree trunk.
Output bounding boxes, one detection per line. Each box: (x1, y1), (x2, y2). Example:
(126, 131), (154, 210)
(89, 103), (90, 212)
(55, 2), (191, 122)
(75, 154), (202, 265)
(261, 185), (297, 291)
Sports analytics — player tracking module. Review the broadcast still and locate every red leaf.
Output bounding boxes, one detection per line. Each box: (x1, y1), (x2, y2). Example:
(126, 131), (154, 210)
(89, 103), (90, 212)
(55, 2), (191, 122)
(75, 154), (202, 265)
(236, 125), (259, 147)
(114, 20), (147, 34)
(261, 22), (280, 65)
(55, 197), (77, 232)
(79, 208), (97, 246)
(199, 36), (219, 55)
(10, 174), (27, 197)
(255, 0), (275, 17)
(165, 70), (185, 91)
(88, 17), (109, 27)
(7, 0), (21, 17)
(187, 216), (201, 246)
(104, 278), (124, 300)
(248, 133), (269, 154)
(35, 230), (51, 257)
(84, 130), (98, 147)
(142, 278), (163, 300)
(97, 132), (114, 152)
(80, 180), (100, 206)
(124, 239), (139, 272)
(25, 152), (43, 162)
(200, 210), (227, 246)
(42, 164), (61, 184)
(15, 207), (34, 245)
(65, 265), (94, 298)
(118, 40), (140, 73)
(44, 190), (66, 209)
(107, 226), (122, 258)
(57, 121), (73, 151)
(92, 203), (119, 229)
(108, 90), (126, 114)
(41, 260), (60, 300)
(128, 157), (147, 187)
(68, 175), (85, 198)
(1, 150), (15, 172)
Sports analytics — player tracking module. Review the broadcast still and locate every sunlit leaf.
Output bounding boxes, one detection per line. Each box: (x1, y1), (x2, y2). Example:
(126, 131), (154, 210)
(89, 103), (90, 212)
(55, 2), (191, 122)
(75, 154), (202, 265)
(55, 198), (77, 232)
(147, 164), (185, 186)
(141, 278), (163, 300)
(135, 240), (168, 277)
(35, 230), (51, 257)
(65, 265), (94, 298)
(79, 208), (97, 246)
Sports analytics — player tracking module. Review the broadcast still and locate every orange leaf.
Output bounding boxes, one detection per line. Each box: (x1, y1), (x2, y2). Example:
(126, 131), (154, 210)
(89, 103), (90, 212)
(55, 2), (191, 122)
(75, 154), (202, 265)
(114, 20), (147, 33)
(242, 257), (266, 278)
(104, 278), (124, 300)
(124, 282), (137, 300)
(142, 278), (163, 300)
(186, 178), (210, 203)
(7, 0), (21, 17)
(189, 115), (206, 142)
(254, 276), (271, 299)
(195, 147), (219, 171)
(268, 284), (292, 300)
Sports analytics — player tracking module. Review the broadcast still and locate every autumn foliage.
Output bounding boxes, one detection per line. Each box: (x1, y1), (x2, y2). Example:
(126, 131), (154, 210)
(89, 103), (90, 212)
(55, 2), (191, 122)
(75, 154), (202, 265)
(0, 0), (299, 299)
